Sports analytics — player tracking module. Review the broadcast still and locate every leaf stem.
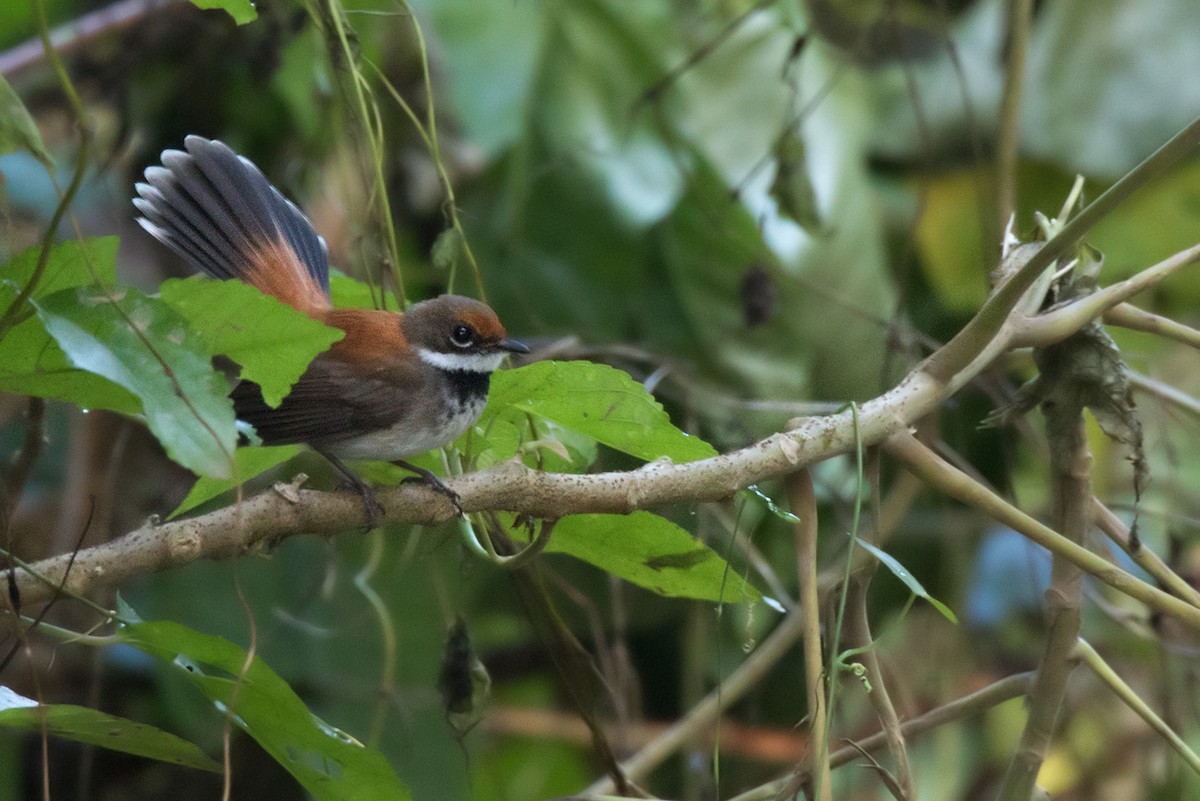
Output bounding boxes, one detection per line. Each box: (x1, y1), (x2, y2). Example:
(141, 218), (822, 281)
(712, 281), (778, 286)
(994, 0), (1033, 243)
(0, 0), (93, 338)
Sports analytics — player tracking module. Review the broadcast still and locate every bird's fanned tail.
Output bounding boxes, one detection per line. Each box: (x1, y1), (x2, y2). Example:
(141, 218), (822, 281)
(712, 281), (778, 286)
(133, 135), (331, 312)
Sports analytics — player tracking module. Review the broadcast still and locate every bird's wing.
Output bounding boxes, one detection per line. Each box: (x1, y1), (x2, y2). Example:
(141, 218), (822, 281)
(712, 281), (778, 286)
(232, 358), (419, 447)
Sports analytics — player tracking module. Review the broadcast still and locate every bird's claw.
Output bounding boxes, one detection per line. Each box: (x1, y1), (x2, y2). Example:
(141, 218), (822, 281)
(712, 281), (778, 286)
(392, 459), (464, 517)
(400, 473), (464, 517)
(338, 480), (384, 530)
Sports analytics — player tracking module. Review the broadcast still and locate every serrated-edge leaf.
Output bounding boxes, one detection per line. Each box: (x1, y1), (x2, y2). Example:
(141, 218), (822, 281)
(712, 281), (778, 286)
(33, 287), (237, 478)
(159, 277), (343, 407)
(0, 686), (220, 772)
(0, 238), (119, 306)
(856, 539), (959, 624)
(488, 361), (717, 463)
(328, 271), (400, 310)
(0, 314), (142, 414)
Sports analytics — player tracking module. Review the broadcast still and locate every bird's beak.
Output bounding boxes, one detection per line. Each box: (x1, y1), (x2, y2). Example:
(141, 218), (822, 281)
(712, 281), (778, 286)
(497, 338), (531, 354)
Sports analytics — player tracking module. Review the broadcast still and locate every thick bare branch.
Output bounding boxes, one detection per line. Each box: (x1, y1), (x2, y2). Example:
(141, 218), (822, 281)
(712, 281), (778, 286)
(997, 416), (1090, 800)
(6, 239), (1200, 621)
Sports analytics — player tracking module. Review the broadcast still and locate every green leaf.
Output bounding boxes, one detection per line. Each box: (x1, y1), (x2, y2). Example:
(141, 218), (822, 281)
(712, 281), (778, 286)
(464, 415), (523, 469)
(542, 512), (760, 603)
(487, 361), (716, 463)
(461, 410), (597, 473)
(0, 237), (119, 309)
(0, 686), (220, 772)
(328, 271), (400, 311)
(33, 286), (237, 478)
(118, 617), (412, 801)
(0, 314), (141, 414)
(0, 73), (52, 167)
(856, 539), (958, 624)
(186, 0), (257, 25)
(170, 444), (304, 519)
(159, 277), (343, 407)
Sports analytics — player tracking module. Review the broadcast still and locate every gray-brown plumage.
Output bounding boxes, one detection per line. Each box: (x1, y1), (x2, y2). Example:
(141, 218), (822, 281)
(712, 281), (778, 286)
(135, 136), (527, 522)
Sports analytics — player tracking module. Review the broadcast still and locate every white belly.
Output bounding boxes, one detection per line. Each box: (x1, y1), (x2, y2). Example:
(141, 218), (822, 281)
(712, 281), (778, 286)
(325, 396), (486, 461)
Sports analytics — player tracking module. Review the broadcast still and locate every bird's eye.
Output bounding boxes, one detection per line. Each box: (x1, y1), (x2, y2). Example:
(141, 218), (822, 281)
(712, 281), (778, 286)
(450, 324), (474, 347)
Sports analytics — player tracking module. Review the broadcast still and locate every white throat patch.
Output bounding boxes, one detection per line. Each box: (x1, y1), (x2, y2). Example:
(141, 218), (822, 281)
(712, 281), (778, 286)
(417, 347), (507, 373)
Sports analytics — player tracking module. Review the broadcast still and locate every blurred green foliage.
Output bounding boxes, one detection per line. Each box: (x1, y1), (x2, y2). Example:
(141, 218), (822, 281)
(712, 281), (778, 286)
(2, 0), (1200, 799)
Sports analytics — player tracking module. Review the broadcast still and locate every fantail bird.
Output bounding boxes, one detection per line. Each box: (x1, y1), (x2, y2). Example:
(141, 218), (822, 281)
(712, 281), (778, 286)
(133, 135), (528, 524)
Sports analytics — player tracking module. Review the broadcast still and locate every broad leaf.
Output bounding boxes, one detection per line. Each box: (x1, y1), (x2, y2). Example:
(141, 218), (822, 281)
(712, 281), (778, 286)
(329, 271), (400, 311)
(459, 412), (597, 474)
(0, 686), (220, 772)
(542, 512), (761, 603)
(33, 287), (237, 478)
(0, 237), (119, 309)
(0, 314), (140, 414)
(170, 445), (304, 519)
(486, 361), (716, 463)
(118, 616), (412, 801)
(160, 277), (344, 407)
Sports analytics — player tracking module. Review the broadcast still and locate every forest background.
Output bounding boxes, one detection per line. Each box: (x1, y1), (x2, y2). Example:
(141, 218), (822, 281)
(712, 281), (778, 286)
(2, 1), (1200, 800)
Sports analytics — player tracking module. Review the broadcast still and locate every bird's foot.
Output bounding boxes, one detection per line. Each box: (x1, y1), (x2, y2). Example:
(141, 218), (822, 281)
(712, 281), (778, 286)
(395, 461), (464, 517)
(345, 480), (385, 530)
(317, 448), (384, 530)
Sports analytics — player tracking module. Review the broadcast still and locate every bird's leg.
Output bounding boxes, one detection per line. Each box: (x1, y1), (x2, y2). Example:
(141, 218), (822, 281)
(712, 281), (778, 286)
(316, 448), (383, 530)
(394, 460), (464, 517)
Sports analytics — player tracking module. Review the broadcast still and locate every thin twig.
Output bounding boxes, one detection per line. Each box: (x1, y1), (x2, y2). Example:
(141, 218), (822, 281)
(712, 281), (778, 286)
(926, 115), (1200, 383)
(883, 431), (1200, 628)
(727, 672), (1035, 801)
(582, 609), (806, 796)
(994, 0), (1033, 241)
(845, 576), (913, 800)
(0, 39), (95, 337)
(635, 0), (777, 108)
(305, 0), (406, 305)
(1014, 243), (1200, 347)
(1076, 638), (1200, 778)
(1, 397), (45, 623)
(1105, 303), (1200, 350)
(1126, 369), (1200, 417)
(3, 398), (45, 512)
(1091, 499), (1200, 609)
(0, 0), (179, 77)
